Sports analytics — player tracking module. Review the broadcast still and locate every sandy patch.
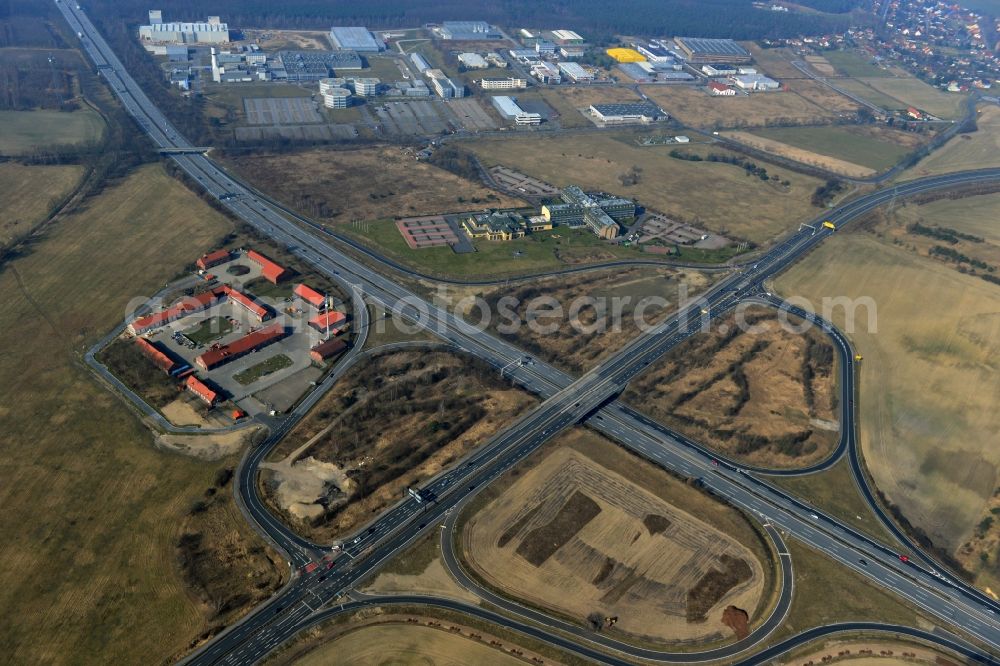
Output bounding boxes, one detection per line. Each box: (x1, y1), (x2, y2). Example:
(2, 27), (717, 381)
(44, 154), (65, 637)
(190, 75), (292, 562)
(156, 426), (260, 460)
(724, 131), (876, 178)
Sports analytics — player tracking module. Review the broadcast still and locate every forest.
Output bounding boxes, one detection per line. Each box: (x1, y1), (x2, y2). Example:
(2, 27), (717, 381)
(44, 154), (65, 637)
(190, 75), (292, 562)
(73, 0), (862, 40)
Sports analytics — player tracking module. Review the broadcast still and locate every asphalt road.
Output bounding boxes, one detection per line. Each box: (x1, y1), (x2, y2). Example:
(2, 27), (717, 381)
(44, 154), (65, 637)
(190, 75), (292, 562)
(56, 3), (1000, 664)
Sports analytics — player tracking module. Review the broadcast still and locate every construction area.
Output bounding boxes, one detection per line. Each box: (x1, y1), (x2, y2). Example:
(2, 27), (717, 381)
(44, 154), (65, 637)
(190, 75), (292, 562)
(625, 307), (839, 469)
(460, 431), (770, 644)
(99, 247), (352, 425)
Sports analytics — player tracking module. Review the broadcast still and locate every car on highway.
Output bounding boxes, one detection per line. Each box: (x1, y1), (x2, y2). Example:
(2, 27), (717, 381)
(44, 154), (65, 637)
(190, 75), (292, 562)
(899, 554), (911, 563)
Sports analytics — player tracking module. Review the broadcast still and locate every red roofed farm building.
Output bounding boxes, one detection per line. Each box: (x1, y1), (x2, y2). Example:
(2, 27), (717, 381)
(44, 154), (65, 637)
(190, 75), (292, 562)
(222, 285), (272, 322)
(128, 286), (228, 335)
(708, 81), (736, 96)
(308, 311), (347, 335)
(196, 324), (287, 370)
(135, 337), (185, 375)
(196, 249), (231, 270)
(293, 283), (326, 309)
(247, 249), (290, 284)
(310, 337), (347, 363)
(186, 375), (219, 406)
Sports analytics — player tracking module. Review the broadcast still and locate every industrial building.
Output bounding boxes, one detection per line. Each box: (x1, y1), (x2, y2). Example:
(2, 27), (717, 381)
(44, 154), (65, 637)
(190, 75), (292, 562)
(535, 41), (556, 55)
(491, 96), (542, 124)
(277, 50), (362, 82)
(458, 53), (489, 69)
(637, 42), (673, 62)
(509, 49), (539, 63)
(390, 80), (431, 97)
(541, 186), (635, 239)
(702, 64), (737, 76)
(588, 102), (665, 124)
(210, 48), (271, 83)
(557, 62), (593, 82)
(195, 324), (287, 371)
(409, 53), (430, 73)
(430, 77), (465, 98)
(186, 375), (219, 406)
(732, 73), (780, 91)
(308, 311), (347, 335)
(559, 46), (585, 58)
(138, 11), (230, 44)
(319, 77), (348, 94)
(480, 77), (528, 90)
(606, 47), (646, 63)
(329, 26), (384, 53)
(294, 283), (327, 309)
(196, 249), (231, 270)
(530, 62), (561, 84)
(310, 338), (347, 363)
(549, 29), (584, 45)
(128, 286), (228, 335)
(673, 37), (751, 64)
(439, 21), (502, 40)
(247, 250), (290, 284)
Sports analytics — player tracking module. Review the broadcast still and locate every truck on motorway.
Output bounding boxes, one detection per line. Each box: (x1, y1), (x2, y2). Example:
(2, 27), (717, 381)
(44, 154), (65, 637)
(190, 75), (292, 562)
(822, 221), (836, 230)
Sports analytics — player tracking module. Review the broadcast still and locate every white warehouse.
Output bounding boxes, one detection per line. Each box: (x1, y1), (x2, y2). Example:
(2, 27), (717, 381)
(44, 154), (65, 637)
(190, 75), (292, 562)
(491, 96), (541, 125)
(458, 53), (489, 69)
(139, 11), (230, 44)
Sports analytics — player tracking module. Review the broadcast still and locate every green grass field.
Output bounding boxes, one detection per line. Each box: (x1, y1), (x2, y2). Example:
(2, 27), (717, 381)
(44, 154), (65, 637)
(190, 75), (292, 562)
(750, 126), (911, 171)
(0, 108), (104, 155)
(822, 50), (892, 78)
(832, 78), (909, 112)
(233, 354), (294, 385)
(182, 316), (233, 345)
(0, 164), (270, 664)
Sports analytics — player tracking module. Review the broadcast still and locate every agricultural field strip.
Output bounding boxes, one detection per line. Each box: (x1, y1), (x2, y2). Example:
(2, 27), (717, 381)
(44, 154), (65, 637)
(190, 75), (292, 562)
(59, 3), (1000, 661)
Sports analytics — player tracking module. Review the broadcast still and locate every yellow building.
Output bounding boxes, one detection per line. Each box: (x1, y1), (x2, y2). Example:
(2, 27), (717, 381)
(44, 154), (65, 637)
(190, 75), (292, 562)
(606, 47), (646, 63)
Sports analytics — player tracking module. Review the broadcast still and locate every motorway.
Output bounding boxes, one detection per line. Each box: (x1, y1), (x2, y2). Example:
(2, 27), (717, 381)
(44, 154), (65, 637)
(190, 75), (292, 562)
(56, 3), (1000, 664)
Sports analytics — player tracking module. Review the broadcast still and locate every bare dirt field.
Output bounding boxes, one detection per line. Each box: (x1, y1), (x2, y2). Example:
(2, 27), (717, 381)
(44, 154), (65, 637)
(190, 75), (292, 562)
(224, 146), (524, 223)
(775, 229), (1000, 588)
(641, 84), (857, 130)
(272, 616), (557, 666)
(455, 265), (714, 374)
(261, 350), (536, 542)
(902, 105), (1000, 179)
(461, 429), (772, 645)
(245, 29), (331, 51)
(625, 308), (839, 469)
(0, 163), (285, 664)
(293, 623), (528, 666)
(466, 134), (823, 243)
(0, 162), (84, 250)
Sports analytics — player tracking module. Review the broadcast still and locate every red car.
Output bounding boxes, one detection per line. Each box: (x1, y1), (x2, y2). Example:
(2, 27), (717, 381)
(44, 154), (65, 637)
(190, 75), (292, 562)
(898, 554), (910, 563)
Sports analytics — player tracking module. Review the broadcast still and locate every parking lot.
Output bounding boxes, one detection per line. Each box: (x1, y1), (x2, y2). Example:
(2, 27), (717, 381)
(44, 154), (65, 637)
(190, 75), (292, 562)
(244, 96), (323, 125)
(364, 98), (497, 136)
